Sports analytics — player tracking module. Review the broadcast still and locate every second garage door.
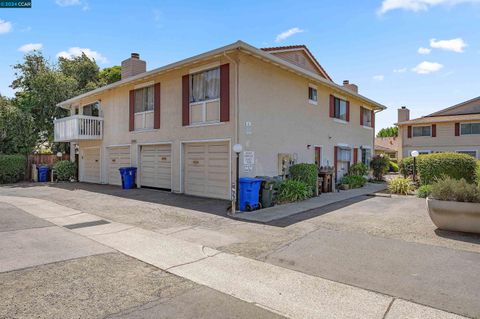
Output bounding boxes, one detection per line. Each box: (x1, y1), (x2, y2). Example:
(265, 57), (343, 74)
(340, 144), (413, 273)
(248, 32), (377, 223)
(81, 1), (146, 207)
(107, 146), (131, 186)
(81, 147), (100, 183)
(140, 144), (172, 189)
(184, 142), (230, 200)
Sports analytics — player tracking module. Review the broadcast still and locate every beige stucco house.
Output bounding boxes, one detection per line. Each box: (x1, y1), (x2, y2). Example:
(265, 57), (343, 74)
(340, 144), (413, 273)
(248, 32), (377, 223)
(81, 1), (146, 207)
(54, 41), (385, 200)
(397, 97), (480, 160)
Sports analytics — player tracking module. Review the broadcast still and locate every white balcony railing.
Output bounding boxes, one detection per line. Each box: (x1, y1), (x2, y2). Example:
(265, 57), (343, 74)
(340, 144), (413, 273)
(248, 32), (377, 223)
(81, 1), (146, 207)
(54, 115), (103, 142)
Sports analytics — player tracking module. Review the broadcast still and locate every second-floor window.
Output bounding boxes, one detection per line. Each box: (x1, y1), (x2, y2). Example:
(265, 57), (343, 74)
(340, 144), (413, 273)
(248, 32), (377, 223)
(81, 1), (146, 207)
(83, 102), (99, 117)
(362, 108), (372, 127)
(134, 86), (154, 113)
(308, 86), (317, 104)
(412, 126), (431, 137)
(460, 123), (480, 135)
(333, 97), (347, 121)
(189, 67), (220, 125)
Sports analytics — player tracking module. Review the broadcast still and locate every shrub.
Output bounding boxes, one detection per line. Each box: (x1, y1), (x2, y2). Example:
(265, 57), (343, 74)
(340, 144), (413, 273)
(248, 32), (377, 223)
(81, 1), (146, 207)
(388, 177), (414, 195)
(370, 155), (389, 181)
(341, 175), (367, 188)
(276, 179), (313, 203)
(417, 152), (477, 185)
(399, 156), (417, 178)
(389, 161), (399, 173)
(430, 176), (479, 203)
(289, 163), (317, 192)
(53, 160), (76, 181)
(417, 184), (432, 198)
(476, 161), (480, 184)
(0, 154), (26, 184)
(349, 163), (368, 176)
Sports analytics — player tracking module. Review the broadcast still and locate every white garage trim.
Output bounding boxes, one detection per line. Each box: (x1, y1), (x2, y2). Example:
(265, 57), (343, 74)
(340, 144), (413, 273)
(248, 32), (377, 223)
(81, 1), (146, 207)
(137, 142), (173, 190)
(80, 146), (101, 183)
(180, 138), (231, 199)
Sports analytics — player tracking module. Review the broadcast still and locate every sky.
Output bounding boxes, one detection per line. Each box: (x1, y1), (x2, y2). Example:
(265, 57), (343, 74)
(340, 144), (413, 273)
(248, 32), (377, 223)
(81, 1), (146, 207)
(1, 0), (480, 132)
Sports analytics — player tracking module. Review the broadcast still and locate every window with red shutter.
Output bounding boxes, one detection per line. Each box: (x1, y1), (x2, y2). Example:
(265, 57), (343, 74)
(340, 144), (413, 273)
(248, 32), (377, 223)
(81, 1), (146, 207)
(129, 90), (135, 131)
(455, 123), (460, 136)
(220, 63), (230, 122)
(407, 126), (412, 138)
(153, 83), (161, 129)
(432, 124), (436, 137)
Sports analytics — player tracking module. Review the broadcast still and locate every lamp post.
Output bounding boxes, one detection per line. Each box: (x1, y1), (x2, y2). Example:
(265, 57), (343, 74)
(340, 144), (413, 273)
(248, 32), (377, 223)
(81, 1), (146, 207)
(232, 144), (243, 213)
(411, 150), (419, 182)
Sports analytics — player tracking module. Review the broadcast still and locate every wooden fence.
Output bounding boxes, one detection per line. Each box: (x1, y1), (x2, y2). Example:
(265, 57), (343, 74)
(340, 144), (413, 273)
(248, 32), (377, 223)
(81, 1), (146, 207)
(27, 154), (70, 181)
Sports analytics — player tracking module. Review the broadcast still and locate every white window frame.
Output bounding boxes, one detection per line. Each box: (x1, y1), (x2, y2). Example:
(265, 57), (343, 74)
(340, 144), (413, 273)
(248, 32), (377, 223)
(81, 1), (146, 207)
(189, 98), (221, 126)
(362, 107), (373, 128)
(412, 125), (432, 137)
(460, 122), (480, 136)
(308, 84), (318, 105)
(333, 96), (347, 121)
(456, 150), (478, 158)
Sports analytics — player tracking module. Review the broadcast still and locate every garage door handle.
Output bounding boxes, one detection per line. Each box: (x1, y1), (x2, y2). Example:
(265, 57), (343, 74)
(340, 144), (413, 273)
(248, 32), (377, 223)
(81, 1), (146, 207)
(112, 159), (116, 163)
(95, 160), (98, 162)
(161, 157), (167, 161)
(193, 160), (199, 164)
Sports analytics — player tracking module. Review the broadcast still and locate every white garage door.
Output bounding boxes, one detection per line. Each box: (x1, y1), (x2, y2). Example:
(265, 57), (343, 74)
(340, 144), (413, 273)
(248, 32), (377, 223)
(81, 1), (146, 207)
(140, 144), (172, 189)
(81, 147), (100, 183)
(184, 142), (230, 200)
(107, 146), (131, 186)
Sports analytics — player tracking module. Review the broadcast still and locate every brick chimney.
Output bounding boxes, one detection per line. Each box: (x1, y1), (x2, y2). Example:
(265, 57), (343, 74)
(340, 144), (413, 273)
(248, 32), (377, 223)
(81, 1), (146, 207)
(342, 80), (358, 93)
(121, 53), (146, 79)
(398, 106), (410, 123)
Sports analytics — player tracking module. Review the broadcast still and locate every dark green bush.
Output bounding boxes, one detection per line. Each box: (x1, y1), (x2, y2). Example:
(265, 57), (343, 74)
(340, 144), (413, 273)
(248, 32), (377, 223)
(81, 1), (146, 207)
(417, 153), (477, 185)
(276, 179), (313, 203)
(348, 163), (368, 176)
(341, 175), (367, 188)
(399, 156), (417, 178)
(53, 160), (76, 181)
(430, 176), (479, 203)
(417, 184), (432, 198)
(0, 154), (26, 184)
(370, 155), (389, 181)
(289, 163), (317, 192)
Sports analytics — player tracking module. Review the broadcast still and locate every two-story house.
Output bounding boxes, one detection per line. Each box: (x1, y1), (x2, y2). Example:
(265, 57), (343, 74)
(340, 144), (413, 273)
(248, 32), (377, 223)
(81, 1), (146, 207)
(54, 41), (386, 200)
(397, 97), (480, 160)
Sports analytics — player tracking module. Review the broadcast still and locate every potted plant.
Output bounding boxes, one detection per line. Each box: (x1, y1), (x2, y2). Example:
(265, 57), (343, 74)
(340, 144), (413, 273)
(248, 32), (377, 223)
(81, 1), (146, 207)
(427, 177), (480, 234)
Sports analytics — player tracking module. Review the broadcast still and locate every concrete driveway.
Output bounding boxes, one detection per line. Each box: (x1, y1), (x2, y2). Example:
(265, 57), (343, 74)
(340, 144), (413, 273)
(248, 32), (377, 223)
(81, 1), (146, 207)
(1, 183), (479, 318)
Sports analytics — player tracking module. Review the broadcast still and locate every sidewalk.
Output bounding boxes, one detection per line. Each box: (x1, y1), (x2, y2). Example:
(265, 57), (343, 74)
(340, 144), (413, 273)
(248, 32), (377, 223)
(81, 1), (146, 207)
(0, 195), (465, 319)
(235, 182), (387, 223)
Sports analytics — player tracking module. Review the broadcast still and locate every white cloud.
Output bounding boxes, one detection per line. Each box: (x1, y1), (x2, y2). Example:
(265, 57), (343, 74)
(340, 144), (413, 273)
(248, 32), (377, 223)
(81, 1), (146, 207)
(373, 75), (385, 81)
(378, 0), (480, 14)
(56, 0), (81, 6)
(0, 19), (12, 34)
(430, 38), (467, 52)
(393, 67), (407, 73)
(57, 47), (108, 63)
(18, 43), (43, 52)
(275, 27), (304, 43)
(412, 61), (444, 74)
(418, 47), (431, 54)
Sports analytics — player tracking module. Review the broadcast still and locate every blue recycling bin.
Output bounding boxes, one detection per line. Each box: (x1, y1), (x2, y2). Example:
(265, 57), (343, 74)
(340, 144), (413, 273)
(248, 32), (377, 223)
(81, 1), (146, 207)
(239, 177), (263, 211)
(37, 166), (49, 182)
(119, 167), (137, 189)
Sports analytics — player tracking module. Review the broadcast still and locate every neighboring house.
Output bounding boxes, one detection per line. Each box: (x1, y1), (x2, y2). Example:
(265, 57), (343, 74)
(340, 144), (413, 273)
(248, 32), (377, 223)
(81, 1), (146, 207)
(397, 97), (480, 160)
(54, 41), (385, 200)
(374, 137), (399, 162)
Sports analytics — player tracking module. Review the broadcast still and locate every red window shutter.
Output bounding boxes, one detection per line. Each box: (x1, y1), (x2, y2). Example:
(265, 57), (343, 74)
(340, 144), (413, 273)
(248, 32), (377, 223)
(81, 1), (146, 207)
(353, 148), (358, 164)
(371, 111), (375, 128)
(334, 146), (338, 183)
(329, 95), (334, 118)
(431, 124), (436, 137)
(182, 74), (189, 126)
(407, 126), (412, 138)
(346, 101), (350, 122)
(360, 107), (364, 126)
(455, 123), (460, 136)
(220, 63), (230, 122)
(129, 90), (135, 131)
(153, 83), (161, 129)
(315, 146), (321, 168)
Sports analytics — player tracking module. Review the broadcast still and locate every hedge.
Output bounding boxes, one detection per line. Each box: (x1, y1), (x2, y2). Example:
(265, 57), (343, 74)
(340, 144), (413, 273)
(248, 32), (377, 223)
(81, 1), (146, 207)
(400, 152), (477, 185)
(0, 154), (26, 184)
(289, 163), (317, 192)
(53, 160), (76, 181)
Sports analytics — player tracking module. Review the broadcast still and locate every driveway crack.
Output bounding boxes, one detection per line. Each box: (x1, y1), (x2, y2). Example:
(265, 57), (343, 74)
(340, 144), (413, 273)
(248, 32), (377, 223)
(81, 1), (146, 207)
(382, 298), (395, 319)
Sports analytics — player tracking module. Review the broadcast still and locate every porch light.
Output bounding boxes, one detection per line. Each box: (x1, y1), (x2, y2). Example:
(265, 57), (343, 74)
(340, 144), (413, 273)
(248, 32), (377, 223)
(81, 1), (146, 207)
(56, 152), (63, 158)
(233, 144), (243, 154)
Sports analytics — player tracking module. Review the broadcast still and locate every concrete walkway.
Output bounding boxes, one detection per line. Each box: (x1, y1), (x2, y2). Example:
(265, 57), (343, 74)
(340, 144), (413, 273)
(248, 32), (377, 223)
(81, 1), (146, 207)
(235, 182), (387, 223)
(0, 195), (466, 319)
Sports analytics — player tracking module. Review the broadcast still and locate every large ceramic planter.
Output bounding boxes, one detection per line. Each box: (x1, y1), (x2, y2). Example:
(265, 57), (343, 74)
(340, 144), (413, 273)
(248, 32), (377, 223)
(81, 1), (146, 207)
(427, 197), (480, 233)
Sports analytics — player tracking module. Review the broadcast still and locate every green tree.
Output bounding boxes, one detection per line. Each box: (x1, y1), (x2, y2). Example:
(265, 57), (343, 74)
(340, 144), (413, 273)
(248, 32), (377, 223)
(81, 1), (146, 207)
(58, 52), (100, 94)
(99, 66), (121, 85)
(376, 126), (398, 138)
(0, 104), (37, 155)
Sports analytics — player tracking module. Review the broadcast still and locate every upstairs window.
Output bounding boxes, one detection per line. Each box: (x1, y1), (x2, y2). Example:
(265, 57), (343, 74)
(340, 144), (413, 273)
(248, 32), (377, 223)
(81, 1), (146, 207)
(362, 108), (372, 127)
(333, 97), (347, 121)
(190, 67), (220, 103)
(308, 85), (317, 104)
(460, 123), (480, 135)
(82, 102), (100, 117)
(134, 86), (154, 113)
(412, 126), (431, 137)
